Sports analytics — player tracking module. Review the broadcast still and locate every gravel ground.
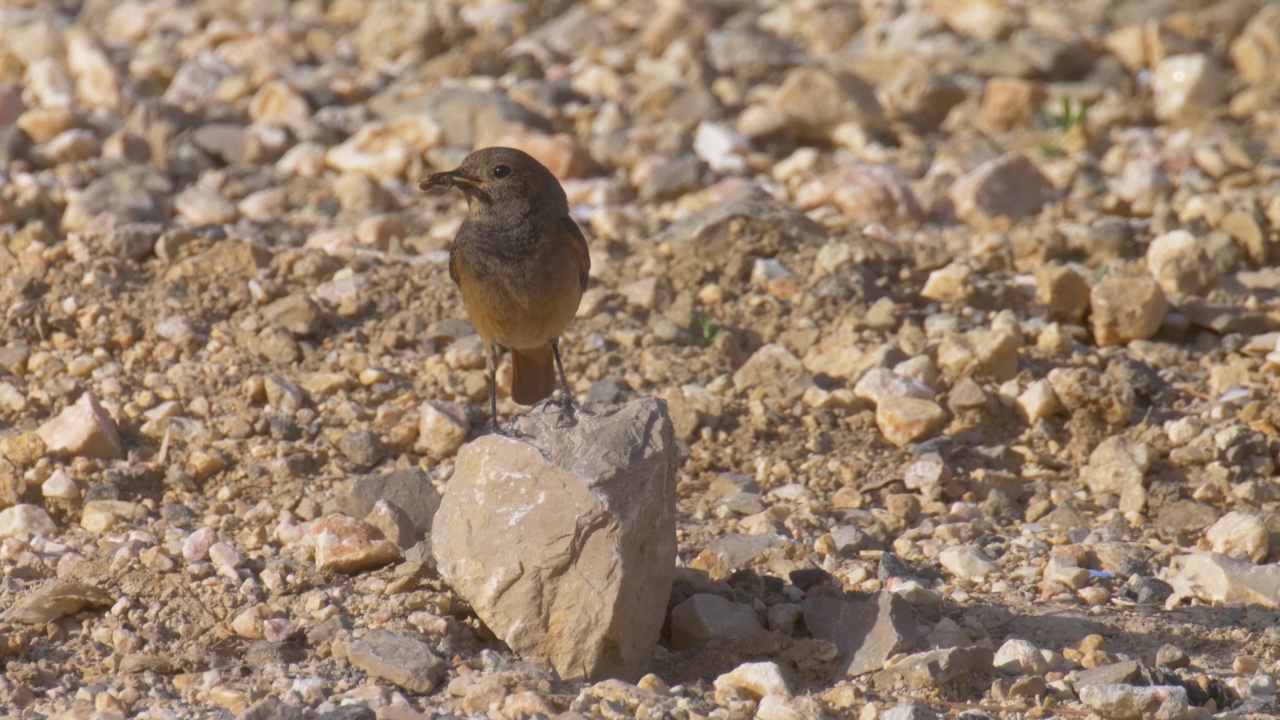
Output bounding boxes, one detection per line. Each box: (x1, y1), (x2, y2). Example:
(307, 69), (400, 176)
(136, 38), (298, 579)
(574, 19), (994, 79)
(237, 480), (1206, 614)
(2, 0), (1280, 718)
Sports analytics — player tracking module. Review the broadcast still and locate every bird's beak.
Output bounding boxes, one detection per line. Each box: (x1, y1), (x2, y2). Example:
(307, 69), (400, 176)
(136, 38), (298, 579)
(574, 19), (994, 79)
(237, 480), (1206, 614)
(419, 170), (483, 192)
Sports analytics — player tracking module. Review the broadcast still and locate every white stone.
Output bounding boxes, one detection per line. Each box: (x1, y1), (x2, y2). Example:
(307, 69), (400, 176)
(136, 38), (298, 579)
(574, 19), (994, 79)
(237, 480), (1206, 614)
(714, 660), (792, 700)
(416, 400), (469, 457)
(938, 546), (999, 581)
(1152, 54), (1225, 125)
(1016, 379), (1059, 424)
(1205, 511), (1268, 564)
(41, 469), (80, 500)
(36, 392), (124, 460)
(0, 504), (57, 538)
(994, 638), (1049, 675)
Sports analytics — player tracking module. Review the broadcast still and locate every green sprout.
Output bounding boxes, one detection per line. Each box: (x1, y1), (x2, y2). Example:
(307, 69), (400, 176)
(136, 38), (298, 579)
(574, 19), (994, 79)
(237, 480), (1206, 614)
(1040, 97), (1093, 157)
(697, 316), (726, 346)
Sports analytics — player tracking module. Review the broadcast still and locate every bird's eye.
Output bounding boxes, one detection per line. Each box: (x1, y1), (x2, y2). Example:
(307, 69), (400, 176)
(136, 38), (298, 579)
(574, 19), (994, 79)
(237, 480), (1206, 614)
(491, 164), (512, 179)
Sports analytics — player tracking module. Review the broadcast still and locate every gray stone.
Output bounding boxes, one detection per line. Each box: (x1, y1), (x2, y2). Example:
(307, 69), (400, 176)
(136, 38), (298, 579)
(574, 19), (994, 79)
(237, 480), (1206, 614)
(103, 222), (162, 261)
(336, 430), (386, 469)
(803, 592), (919, 677)
(264, 294), (324, 337)
(193, 123), (248, 166)
(639, 155), (708, 203)
(352, 0), (443, 63)
(1075, 660), (1143, 687)
(881, 702), (941, 720)
(62, 167), (172, 233)
(706, 27), (796, 82)
(706, 533), (788, 569)
(661, 186), (827, 292)
(337, 468), (441, 545)
(432, 398), (678, 682)
(871, 646), (994, 692)
(411, 87), (550, 149)
(1078, 683), (1189, 720)
(244, 641), (305, 667)
(238, 697), (303, 720)
(347, 630), (446, 694)
(1155, 644), (1189, 670)
(948, 153), (1054, 229)
(316, 708), (375, 720)
(670, 594), (765, 649)
(732, 344), (816, 402)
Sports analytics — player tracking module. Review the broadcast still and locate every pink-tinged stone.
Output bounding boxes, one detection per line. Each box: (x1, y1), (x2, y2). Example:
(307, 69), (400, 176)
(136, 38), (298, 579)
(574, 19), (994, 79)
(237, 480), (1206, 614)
(309, 514), (400, 573)
(795, 165), (924, 226)
(36, 392), (124, 460)
(182, 526), (218, 562)
(263, 617), (296, 642)
(488, 130), (588, 180)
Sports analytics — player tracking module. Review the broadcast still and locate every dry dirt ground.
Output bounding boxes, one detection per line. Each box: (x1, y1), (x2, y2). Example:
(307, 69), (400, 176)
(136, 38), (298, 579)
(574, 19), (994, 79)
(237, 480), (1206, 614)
(2, 0), (1280, 718)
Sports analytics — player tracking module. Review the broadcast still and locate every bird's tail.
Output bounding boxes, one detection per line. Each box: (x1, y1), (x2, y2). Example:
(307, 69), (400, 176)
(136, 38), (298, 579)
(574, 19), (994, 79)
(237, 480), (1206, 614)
(509, 344), (556, 405)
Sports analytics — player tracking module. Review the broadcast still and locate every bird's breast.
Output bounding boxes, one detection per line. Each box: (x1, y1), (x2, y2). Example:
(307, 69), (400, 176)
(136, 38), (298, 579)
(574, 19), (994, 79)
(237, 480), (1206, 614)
(451, 232), (584, 350)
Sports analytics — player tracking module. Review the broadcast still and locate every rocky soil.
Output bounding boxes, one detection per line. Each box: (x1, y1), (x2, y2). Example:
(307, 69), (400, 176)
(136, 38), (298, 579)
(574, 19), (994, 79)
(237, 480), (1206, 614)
(3, 0), (1280, 718)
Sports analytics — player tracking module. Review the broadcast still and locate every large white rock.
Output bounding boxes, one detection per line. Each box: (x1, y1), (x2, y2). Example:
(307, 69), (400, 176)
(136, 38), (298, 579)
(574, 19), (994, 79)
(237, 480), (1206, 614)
(432, 398), (678, 682)
(1166, 552), (1280, 609)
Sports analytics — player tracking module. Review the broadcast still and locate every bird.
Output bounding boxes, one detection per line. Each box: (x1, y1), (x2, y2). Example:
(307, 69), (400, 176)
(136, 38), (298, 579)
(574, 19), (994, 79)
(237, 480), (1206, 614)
(419, 147), (590, 431)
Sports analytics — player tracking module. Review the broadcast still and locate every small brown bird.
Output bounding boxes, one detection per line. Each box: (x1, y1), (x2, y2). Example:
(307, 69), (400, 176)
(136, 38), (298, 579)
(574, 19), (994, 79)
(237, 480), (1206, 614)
(419, 147), (590, 430)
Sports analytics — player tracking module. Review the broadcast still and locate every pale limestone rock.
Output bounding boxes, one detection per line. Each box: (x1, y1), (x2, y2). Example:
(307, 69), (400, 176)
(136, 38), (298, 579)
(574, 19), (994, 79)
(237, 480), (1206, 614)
(714, 661), (792, 702)
(920, 262), (973, 303)
(1205, 511), (1269, 564)
(1078, 684), (1189, 720)
(1152, 54), (1224, 126)
(876, 397), (947, 447)
(0, 504), (57, 538)
(432, 399), (677, 682)
(80, 500), (146, 533)
(938, 546), (999, 581)
(733, 344), (816, 402)
(1167, 552), (1280, 608)
(1146, 229), (1218, 297)
(1090, 276), (1166, 346)
(36, 392), (124, 460)
(416, 400), (469, 457)
(1231, 5), (1280, 85)
(1016, 379), (1059, 424)
(994, 638), (1049, 675)
(1082, 436), (1151, 514)
(935, 330), (1020, 381)
(1035, 264), (1090, 323)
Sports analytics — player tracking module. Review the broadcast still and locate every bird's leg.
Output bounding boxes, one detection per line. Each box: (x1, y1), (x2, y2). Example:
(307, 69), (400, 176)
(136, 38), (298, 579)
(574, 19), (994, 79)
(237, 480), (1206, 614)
(550, 338), (578, 424)
(487, 342), (506, 435)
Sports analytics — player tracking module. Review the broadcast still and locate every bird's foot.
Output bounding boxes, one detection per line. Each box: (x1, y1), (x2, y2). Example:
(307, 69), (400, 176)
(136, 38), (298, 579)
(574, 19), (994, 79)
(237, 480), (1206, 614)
(555, 393), (579, 428)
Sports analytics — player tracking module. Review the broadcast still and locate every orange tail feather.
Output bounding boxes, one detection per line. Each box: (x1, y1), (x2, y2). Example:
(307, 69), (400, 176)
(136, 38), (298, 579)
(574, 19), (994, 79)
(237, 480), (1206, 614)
(509, 345), (556, 405)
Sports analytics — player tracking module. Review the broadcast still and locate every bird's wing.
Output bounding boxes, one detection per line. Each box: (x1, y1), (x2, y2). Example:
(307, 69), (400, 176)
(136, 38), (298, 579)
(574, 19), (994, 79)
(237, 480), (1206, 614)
(561, 216), (591, 292)
(447, 243), (460, 287)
